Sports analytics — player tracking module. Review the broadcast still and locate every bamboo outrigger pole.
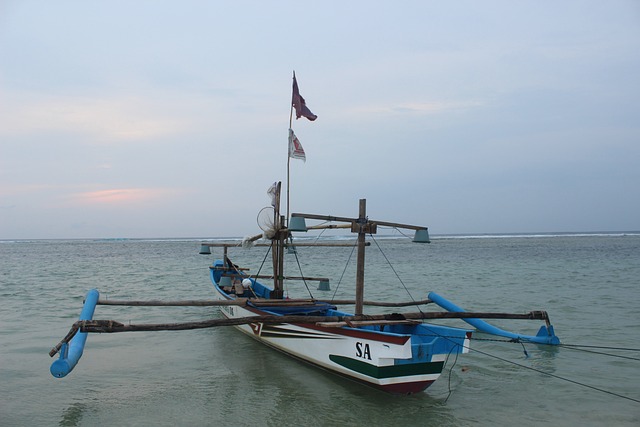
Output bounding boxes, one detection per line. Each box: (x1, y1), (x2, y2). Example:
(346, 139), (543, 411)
(50, 309), (553, 358)
(94, 297), (434, 307)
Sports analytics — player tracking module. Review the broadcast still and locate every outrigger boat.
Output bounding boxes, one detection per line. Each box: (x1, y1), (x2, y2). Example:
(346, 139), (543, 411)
(205, 184), (474, 394)
(49, 183), (559, 394)
(49, 74), (560, 394)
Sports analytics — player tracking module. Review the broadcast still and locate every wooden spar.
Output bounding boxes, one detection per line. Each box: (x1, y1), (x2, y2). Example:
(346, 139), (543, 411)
(220, 273), (330, 282)
(95, 298), (434, 307)
(320, 299), (433, 307)
(98, 298), (253, 306)
(246, 232), (263, 243)
(282, 241), (368, 247)
(49, 309), (552, 356)
(248, 274), (329, 282)
(202, 241), (367, 249)
(368, 220), (427, 232)
(306, 223), (352, 230)
(211, 267), (251, 272)
(290, 212), (357, 224)
(290, 213), (428, 233)
(211, 270), (338, 284)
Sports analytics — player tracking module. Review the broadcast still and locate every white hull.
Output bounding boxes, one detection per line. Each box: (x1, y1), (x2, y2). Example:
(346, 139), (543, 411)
(212, 278), (470, 394)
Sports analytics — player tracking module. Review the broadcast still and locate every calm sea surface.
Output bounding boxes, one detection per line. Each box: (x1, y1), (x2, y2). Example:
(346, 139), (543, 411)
(1, 234), (639, 426)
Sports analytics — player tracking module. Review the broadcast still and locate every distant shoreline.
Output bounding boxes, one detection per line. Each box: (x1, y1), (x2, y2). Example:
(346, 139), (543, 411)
(2, 231), (639, 244)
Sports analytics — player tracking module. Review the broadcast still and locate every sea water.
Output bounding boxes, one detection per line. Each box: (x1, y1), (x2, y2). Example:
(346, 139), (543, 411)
(0, 234), (638, 426)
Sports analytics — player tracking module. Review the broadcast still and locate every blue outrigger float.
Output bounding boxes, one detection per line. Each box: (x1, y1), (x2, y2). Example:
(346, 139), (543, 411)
(50, 289), (99, 378)
(428, 292), (559, 345)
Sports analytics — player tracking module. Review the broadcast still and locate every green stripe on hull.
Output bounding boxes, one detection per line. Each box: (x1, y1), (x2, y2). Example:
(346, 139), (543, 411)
(329, 355), (444, 379)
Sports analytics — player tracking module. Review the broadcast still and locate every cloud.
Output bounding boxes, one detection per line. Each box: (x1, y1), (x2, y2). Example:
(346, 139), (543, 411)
(0, 91), (191, 143)
(0, 183), (58, 197)
(70, 188), (177, 205)
(349, 99), (484, 116)
(0, 183), (181, 207)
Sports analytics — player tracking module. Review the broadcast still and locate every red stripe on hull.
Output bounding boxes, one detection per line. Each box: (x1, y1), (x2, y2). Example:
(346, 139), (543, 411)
(233, 296), (411, 346)
(301, 322), (410, 345)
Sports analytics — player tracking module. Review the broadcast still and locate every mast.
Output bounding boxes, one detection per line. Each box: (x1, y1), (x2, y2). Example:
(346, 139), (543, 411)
(283, 71), (296, 297)
(271, 182), (285, 299)
(354, 199), (367, 315)
(286, 71), (295, 227)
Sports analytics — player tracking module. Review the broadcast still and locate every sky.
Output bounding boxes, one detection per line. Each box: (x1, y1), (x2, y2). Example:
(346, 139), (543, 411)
(1, 1), (639, 239)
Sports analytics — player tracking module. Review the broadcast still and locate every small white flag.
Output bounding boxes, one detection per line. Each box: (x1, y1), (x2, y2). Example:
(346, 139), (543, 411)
(267, 182), (278, 207)
(288, 128), (306, 162)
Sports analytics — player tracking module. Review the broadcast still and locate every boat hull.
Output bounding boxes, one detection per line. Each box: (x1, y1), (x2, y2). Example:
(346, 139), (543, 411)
(210, 268), (471, 394)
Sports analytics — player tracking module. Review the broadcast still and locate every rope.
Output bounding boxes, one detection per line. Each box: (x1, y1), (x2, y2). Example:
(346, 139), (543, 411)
(329, 240), (358, 302)
(285, 219), (331, 300)
(443, 344), (461, 403)
(558, 344), (640, 362)
(252, 245), (272, 282)
(237, 224), (638, 403)
(417, 329), (640, 404)
(393, 227), (413, 240)
(369, 234), (423, 313)
(467, 345), (640, 404)
(289, 236), (314, 299)
(560, 343), (640, 352)
(449, 334), (640, 361)
(313, 223), (329, 242)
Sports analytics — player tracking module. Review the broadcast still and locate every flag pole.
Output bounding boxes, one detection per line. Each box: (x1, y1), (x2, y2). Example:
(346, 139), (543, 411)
(287, 71), (295, 226)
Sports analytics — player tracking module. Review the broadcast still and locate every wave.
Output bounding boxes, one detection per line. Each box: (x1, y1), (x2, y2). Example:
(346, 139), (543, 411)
(432, 231), (640, 239)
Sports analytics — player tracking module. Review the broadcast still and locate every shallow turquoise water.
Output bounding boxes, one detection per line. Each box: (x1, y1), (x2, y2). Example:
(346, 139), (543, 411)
(1, 234), (638, 426)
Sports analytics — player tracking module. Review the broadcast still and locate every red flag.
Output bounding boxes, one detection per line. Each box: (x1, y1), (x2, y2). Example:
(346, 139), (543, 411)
(288, 129), (306, 162)
(292, 74), (317, 121)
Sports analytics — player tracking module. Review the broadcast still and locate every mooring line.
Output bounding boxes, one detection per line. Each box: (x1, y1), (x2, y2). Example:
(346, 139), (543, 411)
(420, 330), (640, 404)
(443, 345), (461, 403)
(559, 343), (640, 352)
(558, 344), (640, 361)
(467, 345), (640, 404)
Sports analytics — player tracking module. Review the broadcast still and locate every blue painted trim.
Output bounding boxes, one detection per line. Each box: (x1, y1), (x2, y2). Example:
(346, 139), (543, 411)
(427, 292), (560, 345)
(50, 289), (100, 378)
